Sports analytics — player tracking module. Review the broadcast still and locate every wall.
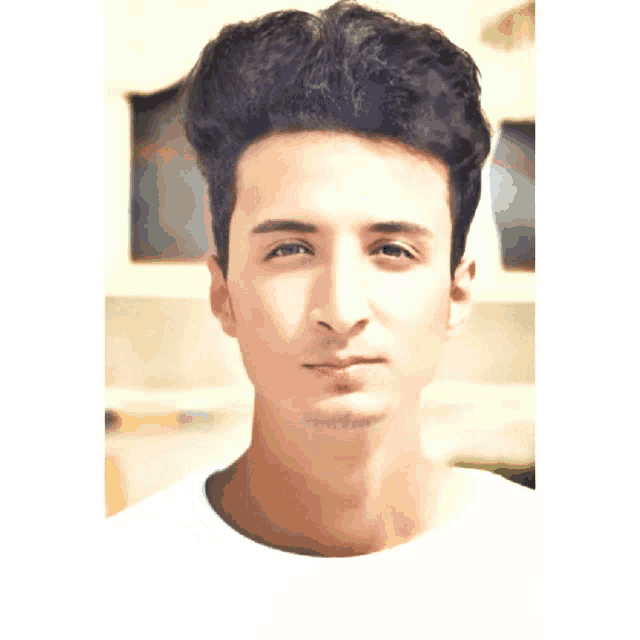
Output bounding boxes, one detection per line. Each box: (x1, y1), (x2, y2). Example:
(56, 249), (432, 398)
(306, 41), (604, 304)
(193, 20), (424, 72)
(106, 298), (534, 389)
(105, 0), (535, 302)
(104, 2), (536, 512)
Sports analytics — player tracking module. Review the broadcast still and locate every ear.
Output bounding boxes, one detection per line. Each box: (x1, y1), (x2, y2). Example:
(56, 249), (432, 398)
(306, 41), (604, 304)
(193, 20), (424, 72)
(207, 255), (238, 338)
(447, 257), (475, 339)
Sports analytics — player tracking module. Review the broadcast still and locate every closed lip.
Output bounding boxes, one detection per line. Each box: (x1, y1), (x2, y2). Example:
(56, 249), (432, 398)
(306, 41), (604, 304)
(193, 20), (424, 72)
(302, 357), (387, 370)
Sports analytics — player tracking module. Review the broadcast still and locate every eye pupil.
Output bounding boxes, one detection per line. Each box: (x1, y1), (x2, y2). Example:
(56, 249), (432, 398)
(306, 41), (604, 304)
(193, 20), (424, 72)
(272, 244), (308, 258)
(268, 243), (413, 261)
(379, 244), (411, 258)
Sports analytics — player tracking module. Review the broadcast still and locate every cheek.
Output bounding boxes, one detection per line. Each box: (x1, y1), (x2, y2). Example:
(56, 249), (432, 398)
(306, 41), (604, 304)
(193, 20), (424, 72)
(230, 275), (315, 391)
(262, 275), (313, 342)
(231, 274), (312, 350)
(379, 273), (451, 370)
(381, 271), (450, 329)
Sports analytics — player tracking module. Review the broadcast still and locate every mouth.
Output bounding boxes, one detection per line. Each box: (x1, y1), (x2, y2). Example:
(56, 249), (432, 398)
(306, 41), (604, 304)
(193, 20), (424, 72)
(302, 357), (387, 370)
(302, 357), (389, 394)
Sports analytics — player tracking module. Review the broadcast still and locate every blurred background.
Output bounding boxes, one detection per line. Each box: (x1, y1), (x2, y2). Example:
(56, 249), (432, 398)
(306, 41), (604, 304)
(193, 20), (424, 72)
(105, 0), (536, 517)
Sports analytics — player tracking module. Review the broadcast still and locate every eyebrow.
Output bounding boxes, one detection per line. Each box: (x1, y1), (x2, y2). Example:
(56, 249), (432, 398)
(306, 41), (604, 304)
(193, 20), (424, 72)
(251, 219), (317, 235)
(368, 221), (433, 237)
(250, 219), (433, 237)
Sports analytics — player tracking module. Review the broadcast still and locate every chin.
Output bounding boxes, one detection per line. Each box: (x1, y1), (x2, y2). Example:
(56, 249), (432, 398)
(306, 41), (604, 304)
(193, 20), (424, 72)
(299, 391), (392, 430)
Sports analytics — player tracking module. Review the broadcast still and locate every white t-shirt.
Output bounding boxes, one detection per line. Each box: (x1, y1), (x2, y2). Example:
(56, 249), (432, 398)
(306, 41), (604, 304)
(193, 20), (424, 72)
(104, 466), (541, 639)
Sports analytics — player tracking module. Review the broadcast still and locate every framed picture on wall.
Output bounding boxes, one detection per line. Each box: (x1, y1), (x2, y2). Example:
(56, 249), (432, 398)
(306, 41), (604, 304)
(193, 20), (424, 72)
(129, 82), (215, 262)
(490, 120), (535, 271)
(130, 88), (535, 273)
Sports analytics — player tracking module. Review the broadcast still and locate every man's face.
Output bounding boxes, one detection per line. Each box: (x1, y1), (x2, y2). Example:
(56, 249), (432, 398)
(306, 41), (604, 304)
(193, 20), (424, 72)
(218, 131), (462, 428)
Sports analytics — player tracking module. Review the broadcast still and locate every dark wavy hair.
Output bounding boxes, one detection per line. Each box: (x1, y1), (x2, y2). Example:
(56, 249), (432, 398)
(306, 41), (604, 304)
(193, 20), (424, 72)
(185, 0), (491, 278)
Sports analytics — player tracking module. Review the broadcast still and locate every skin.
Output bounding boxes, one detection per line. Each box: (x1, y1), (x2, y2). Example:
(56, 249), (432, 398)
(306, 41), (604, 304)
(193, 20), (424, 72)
(206, 131), (476, 557)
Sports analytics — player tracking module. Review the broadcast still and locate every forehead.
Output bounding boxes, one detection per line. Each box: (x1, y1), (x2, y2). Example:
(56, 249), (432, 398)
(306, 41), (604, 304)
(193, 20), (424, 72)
(233, 131), (451, 233)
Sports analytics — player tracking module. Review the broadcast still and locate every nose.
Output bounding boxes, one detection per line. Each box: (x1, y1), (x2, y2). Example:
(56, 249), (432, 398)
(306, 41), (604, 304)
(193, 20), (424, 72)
(309, 238), (371, 337)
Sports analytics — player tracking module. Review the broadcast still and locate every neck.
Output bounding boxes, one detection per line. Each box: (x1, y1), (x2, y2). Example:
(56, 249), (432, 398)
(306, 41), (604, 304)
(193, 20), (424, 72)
(209, 393), (462, 557)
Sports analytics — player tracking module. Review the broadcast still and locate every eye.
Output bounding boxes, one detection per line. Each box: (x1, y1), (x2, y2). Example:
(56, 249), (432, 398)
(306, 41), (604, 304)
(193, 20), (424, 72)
(371, 243), (415, 260)
(266, 243), (314, 260)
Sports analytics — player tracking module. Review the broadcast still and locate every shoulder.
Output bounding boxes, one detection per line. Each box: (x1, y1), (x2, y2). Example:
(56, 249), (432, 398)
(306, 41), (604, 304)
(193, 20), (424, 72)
(440, 468), (541, 586)
(451, 467), (540, 539)
(102, 468), (239, 632)
(105, 466), (219, 549)
(456, 466), (537, 503)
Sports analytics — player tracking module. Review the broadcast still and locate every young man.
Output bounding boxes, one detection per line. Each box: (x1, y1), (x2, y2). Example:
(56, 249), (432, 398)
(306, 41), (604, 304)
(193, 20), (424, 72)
(107, 3), (539, 637)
